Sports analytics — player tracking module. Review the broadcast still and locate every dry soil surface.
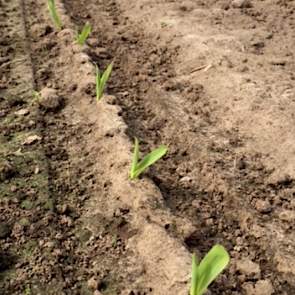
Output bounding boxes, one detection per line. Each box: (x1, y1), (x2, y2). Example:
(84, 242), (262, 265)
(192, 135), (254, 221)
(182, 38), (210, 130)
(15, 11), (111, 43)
(1, 0), (295, 294)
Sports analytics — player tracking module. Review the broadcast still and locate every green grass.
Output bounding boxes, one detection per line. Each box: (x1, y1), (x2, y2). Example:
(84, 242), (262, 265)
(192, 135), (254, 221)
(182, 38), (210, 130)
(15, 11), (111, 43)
(190, 245), (230, 295)
(95, 63), (113, 101)
(129, 137), (168, 180)
(47, 0), (62, 31)
(76, 23), (92, 45)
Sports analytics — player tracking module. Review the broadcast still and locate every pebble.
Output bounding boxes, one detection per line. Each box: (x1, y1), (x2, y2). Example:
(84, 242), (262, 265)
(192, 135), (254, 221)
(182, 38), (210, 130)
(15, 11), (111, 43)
(254, 199), (272, 213)
(87, 277), (99, 290)
(22, 135), (42, 145)
(14, 108), (29, 116)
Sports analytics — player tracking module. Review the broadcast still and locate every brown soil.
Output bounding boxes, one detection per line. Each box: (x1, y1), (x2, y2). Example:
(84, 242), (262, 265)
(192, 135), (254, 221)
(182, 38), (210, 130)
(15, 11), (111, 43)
(1, 0), (295, 294)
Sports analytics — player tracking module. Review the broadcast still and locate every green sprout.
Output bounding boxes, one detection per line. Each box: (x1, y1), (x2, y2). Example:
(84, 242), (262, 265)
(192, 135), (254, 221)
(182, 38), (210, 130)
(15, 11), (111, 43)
(190, 245), (230, 295)
(76, 23), (92, 45)
(129, 137), (168, 180)
(47, 0), (62, 31)
(95, 63), (113, 101)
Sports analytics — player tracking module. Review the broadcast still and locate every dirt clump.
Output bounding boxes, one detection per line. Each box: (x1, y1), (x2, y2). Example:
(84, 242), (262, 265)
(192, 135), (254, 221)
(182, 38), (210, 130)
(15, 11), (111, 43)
(39, 87), (63, 111)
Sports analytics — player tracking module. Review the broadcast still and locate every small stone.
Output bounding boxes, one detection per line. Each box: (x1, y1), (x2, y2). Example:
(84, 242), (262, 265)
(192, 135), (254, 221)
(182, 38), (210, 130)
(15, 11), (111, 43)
(57, 204), (69, 214)
(179, 176), (192, 184)
(236, 258), (261, 275)
(14, 108), (29, 116)
(254, 199), (272, 213)
(231, 0), (252, 8)
(39, 87), (63, 111)
(23, 135), (42, 145)
(28, 120), (35, 127)
(10, 185), (17, 192)
(87, 277), (98, 290)
(0, 223), (11, 239)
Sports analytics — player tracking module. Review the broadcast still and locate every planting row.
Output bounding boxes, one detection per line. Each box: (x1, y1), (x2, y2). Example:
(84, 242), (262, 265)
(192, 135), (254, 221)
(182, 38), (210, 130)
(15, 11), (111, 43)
(47, 1), (230, 294)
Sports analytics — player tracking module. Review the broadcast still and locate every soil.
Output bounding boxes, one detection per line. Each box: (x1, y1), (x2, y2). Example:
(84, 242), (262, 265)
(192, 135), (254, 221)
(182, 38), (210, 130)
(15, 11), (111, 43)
(1, 0), (295, 294)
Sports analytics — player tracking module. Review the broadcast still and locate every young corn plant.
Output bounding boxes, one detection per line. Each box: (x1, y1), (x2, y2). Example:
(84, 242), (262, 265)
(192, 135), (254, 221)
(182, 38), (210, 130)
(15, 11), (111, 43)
(47, 0), (62, 31)
(129, 137), (168, 180)
(95, 63), (113, 101)
(190, 245), (230, 295)
(76, 23), (92, 45)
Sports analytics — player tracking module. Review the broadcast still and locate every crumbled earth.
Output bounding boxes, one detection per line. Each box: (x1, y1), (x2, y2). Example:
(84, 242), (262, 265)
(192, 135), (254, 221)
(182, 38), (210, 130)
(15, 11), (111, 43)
(1, 0), (295, 294)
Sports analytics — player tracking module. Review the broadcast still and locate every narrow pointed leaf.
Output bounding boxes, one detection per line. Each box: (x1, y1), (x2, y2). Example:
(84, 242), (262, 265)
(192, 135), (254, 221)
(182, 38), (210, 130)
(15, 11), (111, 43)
(190, 254), (199, 295)
(196, 245), (229, 295)
(48, 0), (62, 31)
(77, 22), (92, 45)
(99, 62), (113, 99)
(133, 145), (167, 179)
(95, 65), (101, 101)
(130, 137), (140, 179)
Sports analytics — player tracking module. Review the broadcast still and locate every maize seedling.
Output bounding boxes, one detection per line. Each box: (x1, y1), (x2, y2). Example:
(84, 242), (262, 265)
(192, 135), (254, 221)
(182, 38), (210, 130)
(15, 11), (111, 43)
(96, 63), (113, 101)
(76, 23), (92, 45)
(47, 0), (62, 31)
(129, 137), (168, 180)
(190, 245), (230, 295)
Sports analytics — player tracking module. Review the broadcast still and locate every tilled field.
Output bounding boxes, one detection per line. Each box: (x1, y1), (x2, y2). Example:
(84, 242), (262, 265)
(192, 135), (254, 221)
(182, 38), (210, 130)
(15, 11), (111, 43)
(1, 0), (295, 294)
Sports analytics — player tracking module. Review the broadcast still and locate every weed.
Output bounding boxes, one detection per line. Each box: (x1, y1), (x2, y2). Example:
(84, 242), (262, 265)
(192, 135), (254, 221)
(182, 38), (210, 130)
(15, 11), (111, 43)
(129, 137), (168, 180)
(95, 63), (113, 101)
(190, 245), (230, 295)
(112, 234), (118, 248)
(47, 0), (62, 31)
(24, 285), (31, 295)
(32, 90), (41, 103)
(76, 23), (92, 45)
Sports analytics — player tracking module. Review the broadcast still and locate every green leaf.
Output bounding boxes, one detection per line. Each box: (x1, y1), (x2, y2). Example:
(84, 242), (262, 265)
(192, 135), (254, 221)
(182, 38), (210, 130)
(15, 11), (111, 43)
(95, 65), (101, 101)
(99, 62), (113, 99)
(132, 145), (167, 179)
(195, 245), (230, 295)
(95, 63), (113, 101)
(47, 0), (62, 31)
(130, 137), (140, 179)
(76, 22), (92, 45)
(190, 254), (199, 295)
